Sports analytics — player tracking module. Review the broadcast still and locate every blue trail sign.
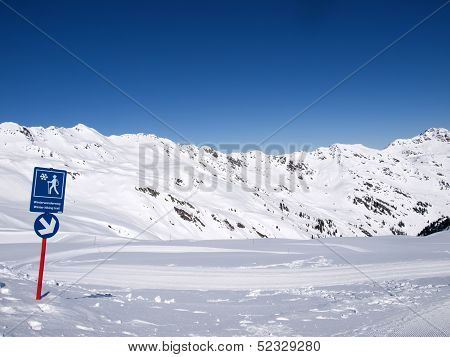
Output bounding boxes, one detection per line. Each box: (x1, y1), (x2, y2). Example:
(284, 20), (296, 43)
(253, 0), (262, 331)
(30, 167), (67, 214)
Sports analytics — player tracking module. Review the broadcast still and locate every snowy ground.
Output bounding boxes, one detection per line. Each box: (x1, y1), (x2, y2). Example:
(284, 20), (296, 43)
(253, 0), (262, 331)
(1, 231), (449, 337)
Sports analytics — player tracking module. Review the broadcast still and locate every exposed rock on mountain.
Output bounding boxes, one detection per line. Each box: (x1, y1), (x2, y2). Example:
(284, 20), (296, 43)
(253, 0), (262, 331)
(418, 217), (450, 236)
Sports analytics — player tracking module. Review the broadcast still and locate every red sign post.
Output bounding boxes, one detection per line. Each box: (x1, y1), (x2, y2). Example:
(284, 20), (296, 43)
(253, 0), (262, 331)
(36, 238), (47, 300)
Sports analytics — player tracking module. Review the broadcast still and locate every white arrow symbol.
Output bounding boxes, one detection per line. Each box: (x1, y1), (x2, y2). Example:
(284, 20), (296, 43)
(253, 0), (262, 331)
(38, 217), (56, 235)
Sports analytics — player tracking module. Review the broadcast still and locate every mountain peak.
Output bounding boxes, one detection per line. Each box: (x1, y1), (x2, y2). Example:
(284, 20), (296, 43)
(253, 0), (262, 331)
(0, 122), (35, 142)
(387, 127), (449, 148)
(0, 121), (23, 132)
(73, 123), (90, 131)
(419, 128), (449, 142)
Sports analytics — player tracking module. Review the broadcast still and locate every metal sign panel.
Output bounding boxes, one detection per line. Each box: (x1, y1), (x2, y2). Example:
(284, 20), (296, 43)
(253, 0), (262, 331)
(30, 167), (67, 213)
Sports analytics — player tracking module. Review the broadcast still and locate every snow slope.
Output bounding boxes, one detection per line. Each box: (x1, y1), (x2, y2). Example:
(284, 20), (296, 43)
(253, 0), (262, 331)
(0, 122), (448, 240)
(1, 231), (449, 336)
(0, 123), (449, 336)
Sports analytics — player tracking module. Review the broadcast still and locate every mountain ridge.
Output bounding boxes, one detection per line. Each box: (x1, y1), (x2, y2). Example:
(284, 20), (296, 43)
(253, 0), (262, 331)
(1, 121), (448, 152)
(0, 121), (448, 240)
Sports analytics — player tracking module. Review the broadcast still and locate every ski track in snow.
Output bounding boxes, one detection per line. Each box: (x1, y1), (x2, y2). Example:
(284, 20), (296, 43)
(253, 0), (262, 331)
(39, 259), (450, 290)
(0, 232), (449, 336)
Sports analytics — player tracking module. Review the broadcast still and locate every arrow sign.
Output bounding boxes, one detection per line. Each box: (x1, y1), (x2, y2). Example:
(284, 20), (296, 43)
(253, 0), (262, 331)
(34, 213), (59, 239)
(33, 213), (60, 300)
(38, 216), (57, 235)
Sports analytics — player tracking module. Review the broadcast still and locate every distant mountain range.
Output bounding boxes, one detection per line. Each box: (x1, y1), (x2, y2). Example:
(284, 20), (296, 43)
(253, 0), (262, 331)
(0, 122), (448, 240)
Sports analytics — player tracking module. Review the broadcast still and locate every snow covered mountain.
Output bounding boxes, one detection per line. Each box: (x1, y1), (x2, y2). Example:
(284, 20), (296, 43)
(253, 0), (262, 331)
(0, 122), (448, 240)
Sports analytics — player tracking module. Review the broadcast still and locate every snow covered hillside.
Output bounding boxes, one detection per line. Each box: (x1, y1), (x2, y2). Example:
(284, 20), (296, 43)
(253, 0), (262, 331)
(1, 232), (450, 336)
(1, 123), (449, 337)
(0, 122), (448, 240)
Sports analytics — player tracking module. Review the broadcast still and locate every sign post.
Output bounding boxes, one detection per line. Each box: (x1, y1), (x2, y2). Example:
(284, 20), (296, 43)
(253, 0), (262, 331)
(36, 238), (47, 300)
(30, 167), (67, 300)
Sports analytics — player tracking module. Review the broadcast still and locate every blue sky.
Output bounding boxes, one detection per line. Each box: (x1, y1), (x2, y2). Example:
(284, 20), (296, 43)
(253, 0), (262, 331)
(0, 0), (449, 149)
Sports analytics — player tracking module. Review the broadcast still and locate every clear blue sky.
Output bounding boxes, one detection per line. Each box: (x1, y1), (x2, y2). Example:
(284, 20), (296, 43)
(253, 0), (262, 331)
(0, 0), (449, 149)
